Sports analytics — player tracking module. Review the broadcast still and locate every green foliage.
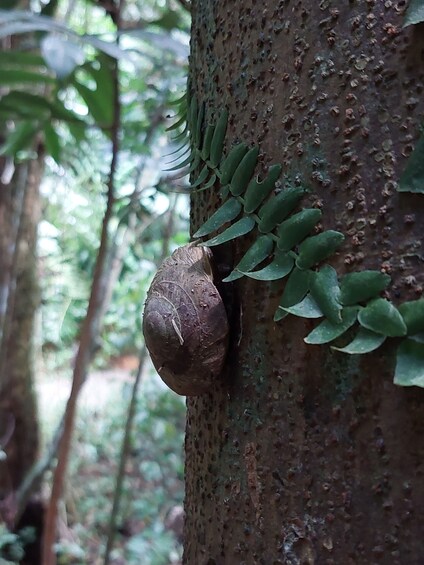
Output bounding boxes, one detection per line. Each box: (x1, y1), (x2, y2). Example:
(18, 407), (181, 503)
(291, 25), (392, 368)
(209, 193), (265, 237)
(339, 270), (391, 306)
(177, 96), (424, 388)
(0, 526), (25, 562)
(276, 208), (322, 252)
(223, 235), (274, 282)
(203, 216), (255, 247)
(332, 328), (386, 354)
(309, 265), (342, 325)
(304, 307), (359, 345)
(398, 133), (424, 194)
(240, 250), (293, 281)
(40, 373), (185, 564)
(398, 299), (424, 334)
(193, 198), (242, 238)
(403, 0), (424, 27)
(358, 298), (407, 338)
(394, 339), (424, 387)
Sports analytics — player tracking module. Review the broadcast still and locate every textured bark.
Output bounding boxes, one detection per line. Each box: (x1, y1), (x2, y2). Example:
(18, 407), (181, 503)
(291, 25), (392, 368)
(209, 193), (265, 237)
(0, 156), (42, 496)
(185, 2), (424, 564)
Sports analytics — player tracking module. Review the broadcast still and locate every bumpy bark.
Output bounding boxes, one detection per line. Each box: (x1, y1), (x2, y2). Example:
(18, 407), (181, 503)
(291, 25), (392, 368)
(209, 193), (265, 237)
(185, 2), (424, 564)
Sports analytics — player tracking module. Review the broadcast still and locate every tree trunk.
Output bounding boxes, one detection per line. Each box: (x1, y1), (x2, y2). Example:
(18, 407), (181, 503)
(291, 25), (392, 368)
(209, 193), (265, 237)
(185, 2), (424, 564)
(0, 154), (42, 501)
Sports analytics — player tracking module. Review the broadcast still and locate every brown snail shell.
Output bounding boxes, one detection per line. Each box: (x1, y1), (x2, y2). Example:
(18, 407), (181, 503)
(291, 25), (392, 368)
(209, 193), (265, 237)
(142, 244), (229, 396)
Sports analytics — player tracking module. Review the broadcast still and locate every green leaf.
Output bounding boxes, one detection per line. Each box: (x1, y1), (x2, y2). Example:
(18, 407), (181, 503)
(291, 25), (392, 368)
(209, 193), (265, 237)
(0, 121), (38, 156)
(166, 112), (187, 132)
(164, 151), (194, 171)
(191, 164), (209, 188)
(0, 91), (51, 119)
(187, 95), (198, 129)
(332, 328), (386, 354)
(309, 265), (342, 324)
(223, 235), (274, 282)
(187, 153), (201, 175)
(203, 216), (256, 247)
(398, 299), (424, 335)
(296, 230), (345, 270)
(305, 306), (359, 345)
(243, 164), (282, 213)
(229, 146), (259, 196)
(169, 92), (187, 107)
(209, 108), (228, 167)
(201, 123), (215, 160)
(279, 294), (324, 319)
(0, 50), (44, 67)
(219, 143), (248, 185)
(403, 0), (424, 27)
(43, 122), (61, 163)
(240, 250), (294, 281)
(358, 298), (407, 337)
(257, 187), (305, 233)
(73, 81), (112, 127)
(200, 173), (217, 190)
(279, 266), (312, 308)
(398, 134), (424, 193)
(67, 121), (86, 142)
(339, 270), (391, 306)
(394, 339), (424, 387)
(194, 102), (205, 149)
(0, 69), (54, 85)
(277, 208), (322, 252)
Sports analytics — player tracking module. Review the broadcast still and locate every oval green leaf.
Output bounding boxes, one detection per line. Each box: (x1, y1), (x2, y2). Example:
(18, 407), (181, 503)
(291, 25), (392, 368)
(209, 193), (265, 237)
(203, 216), (255, 247)
(304, 306), (359, 345)
(340, 270), (391, 306)
(229, 146), (259, 196)
(276, 208), (322, 252)
(296, 230), (345, 270)
(309, 265), (342, 324)
(257, 187), (305, 233)
(223, 235), (274, 282)
(190, 164), (209, 188)
(243, 164), (282, 214)
(332, 328), (386, 354)
(209, 108), (228, 167)
(201, 123), (215, 160)
(193, 198), (242, 238)
(394, 339), (424, 387)
(398, 299), (424, 335)
(358, 298), (407, 337)
(279, 266), (312, 308)
(279, 294), (324, 319)
(240, 250), (294, 281)
(220, 143), (248, 185)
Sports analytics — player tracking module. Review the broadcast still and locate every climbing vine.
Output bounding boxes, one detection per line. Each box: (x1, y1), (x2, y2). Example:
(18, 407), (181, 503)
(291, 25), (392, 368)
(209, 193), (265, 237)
(166, 92), (424, 389)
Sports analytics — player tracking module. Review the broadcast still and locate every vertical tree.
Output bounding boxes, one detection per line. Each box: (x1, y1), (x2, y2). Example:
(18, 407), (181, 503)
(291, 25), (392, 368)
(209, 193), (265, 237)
(184, 1), (424, 562)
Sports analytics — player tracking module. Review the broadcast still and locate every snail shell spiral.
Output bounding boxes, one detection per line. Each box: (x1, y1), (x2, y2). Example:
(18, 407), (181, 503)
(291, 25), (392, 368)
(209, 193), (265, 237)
(142, 244), (229, 396)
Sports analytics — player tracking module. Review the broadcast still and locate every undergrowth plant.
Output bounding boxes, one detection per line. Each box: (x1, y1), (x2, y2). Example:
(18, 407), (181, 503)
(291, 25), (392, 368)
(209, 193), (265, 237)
(166, 92), (424, 388)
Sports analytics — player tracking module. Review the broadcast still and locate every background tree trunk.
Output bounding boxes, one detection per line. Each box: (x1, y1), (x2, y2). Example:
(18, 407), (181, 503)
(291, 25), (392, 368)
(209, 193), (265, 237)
(0, 154), (42, 502)
(185, 1), (424, 563)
